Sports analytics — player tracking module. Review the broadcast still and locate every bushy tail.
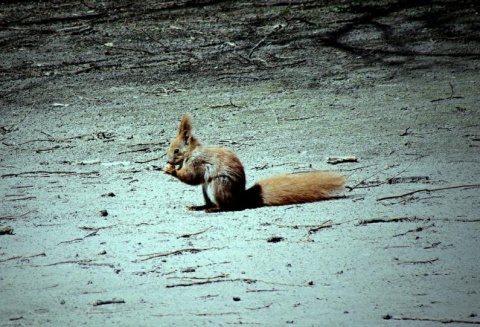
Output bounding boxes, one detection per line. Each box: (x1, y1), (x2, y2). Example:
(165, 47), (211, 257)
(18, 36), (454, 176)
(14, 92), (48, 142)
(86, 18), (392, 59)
(245, 171), (347, 208)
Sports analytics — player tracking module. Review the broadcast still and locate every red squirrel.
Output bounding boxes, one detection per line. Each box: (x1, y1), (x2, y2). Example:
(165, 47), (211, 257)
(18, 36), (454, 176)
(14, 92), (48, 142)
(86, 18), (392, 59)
(164, 114), (347, 212)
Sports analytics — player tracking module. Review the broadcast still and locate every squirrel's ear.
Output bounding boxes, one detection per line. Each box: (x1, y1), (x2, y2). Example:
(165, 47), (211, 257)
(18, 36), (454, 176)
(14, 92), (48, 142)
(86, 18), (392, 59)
(178, 114), (192, 141)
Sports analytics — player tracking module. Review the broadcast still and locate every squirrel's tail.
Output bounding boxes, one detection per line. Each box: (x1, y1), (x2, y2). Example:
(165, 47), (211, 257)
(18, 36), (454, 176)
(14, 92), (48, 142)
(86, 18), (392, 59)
(245, 171), (347, 208)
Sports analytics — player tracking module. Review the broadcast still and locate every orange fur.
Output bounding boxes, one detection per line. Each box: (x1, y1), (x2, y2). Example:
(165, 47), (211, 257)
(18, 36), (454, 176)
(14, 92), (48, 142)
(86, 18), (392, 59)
(165, 114), (347, 212)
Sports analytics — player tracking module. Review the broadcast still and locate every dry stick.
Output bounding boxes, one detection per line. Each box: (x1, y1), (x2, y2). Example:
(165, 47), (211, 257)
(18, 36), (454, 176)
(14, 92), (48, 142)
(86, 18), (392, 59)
(246, 289), (284, 293)
(208, 98), (240, 108)
(127, 141), (168, 148)
(135, 247), (220, 262)
(282, 115), (323, 121)
(35, 145), (75, 153)
(246, 303), (274, 310)
(59, 228), (100, 244)
(1, 170), (99, 178)
(357, 217), (416, 225)
(89, 36), (156, 55)
(79, 225), (117, 231)
(166, 277), (307, 289)
(43, 259), (93, 266)
(349, 162), (414, 191)
(93, 298), (125, 306)
(168, 273), (228, 280)
(118, 147), (150, 155)
(384, 316), (480, 324)
(1, 25), (91, 34)
(0, 210), (36, 220)
(274, 218), (357, 230)
(177, 227), (212, 239)
(393, 225), (431, 238)
(397, 258), (439, 265)
(0, 253), (45, 263)
(5, 196), (36, 202)
(39, 130), (96, 142)
(377, 184), (480, 201)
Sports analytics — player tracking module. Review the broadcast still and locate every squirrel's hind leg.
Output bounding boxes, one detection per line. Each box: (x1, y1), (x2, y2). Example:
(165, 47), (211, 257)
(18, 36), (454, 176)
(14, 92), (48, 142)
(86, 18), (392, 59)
(187, 183), (216, 211)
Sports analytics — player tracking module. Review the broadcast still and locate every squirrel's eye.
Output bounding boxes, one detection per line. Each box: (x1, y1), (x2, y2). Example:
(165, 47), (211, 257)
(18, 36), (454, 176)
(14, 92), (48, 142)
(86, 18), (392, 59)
(174, 149), (179, 154)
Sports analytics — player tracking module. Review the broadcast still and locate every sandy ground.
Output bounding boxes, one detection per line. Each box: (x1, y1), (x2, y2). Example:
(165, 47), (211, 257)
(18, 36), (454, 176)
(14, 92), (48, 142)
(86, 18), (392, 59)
(1, 1), (479, 326)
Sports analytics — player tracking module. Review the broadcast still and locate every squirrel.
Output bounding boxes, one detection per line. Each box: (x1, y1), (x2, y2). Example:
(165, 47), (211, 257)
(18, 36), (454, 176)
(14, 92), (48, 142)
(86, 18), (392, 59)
(163, 114), (347, 213)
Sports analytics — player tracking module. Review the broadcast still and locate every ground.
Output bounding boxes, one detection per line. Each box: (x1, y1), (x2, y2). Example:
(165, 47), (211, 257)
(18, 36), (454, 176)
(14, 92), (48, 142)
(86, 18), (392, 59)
(1, 1), (479, 326)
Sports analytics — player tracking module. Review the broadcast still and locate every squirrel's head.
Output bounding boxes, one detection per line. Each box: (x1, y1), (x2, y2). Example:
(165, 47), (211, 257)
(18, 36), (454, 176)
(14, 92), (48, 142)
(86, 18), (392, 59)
(166, 114), (199, 169)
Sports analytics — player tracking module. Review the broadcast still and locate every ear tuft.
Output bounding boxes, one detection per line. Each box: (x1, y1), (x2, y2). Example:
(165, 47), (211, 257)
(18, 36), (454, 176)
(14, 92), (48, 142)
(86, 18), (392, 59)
(178, 114), (192, 141)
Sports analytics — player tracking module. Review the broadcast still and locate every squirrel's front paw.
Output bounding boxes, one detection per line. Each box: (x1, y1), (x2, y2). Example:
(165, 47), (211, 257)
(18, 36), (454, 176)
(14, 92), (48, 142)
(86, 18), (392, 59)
(163, 163), (176, 175)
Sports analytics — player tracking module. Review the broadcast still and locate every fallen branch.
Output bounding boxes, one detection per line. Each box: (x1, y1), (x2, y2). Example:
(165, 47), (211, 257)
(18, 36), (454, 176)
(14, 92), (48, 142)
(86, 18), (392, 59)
(377, 184), (480, 201)
(1, 170), (99, 178)
(118, 147), (150, 155)
(5, 196), (36, 202)
(43, 259), (93, 266)
(135, 247), (220, 262)
(282, 115), (324, 121)
(383, 314), (480, 324)
(393, 225), (432, 238)
(0, 252), (45, 263)
(274, 220), (332, 229)
(58, 229), (99, 244)
(177, 227), (212, 239)
(357, 217), (416, 225)
(208, 98), (241, 108)
(79, 225), (117, 231)
(327, 156), (358, 165)
(0, 210), (36, 220)
(93, 298), (125, 306)
(166, 277), (308, 288)
(396, 258), (439, 265)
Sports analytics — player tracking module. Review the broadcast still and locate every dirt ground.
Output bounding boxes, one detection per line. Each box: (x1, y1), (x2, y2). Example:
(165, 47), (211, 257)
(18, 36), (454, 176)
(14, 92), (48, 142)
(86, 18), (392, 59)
(1, 0), (479, 326)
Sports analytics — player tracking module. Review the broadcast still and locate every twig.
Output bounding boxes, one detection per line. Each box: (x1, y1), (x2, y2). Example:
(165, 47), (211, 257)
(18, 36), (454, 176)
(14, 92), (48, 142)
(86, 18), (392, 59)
(308, 221), (334, 234)
(5, 196), (36, 202)
(79, 225), (117, 231)
(357, 217), (416, 225)
(0, 210), (36, 220)
(90, 37), (156, 55)
(166, 277), (308, 288)
(396, 258), (439, 265)
(246, 289), (284, 293)
(135, 247), (220, 262)
(377, 184), (480, 201)
(127, 142), (167, 148)
(43, 259), (93, 266)
(246, 303), (273, 310)
(35, 145), (75, 153)
(282, 115), (323, 121)
(383, 315), (480, 324)
(118, 147), (150, 155)
(93, 298), (125, 306)
(177, 227), (212, 239)
(0, 253), (45, 263)
(274, 219), (355, 230)
(208, 98), (241, 108)
(1, 170), (99, 178)
(393, 226), (431, 237)
(327, 156), (358, 165)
